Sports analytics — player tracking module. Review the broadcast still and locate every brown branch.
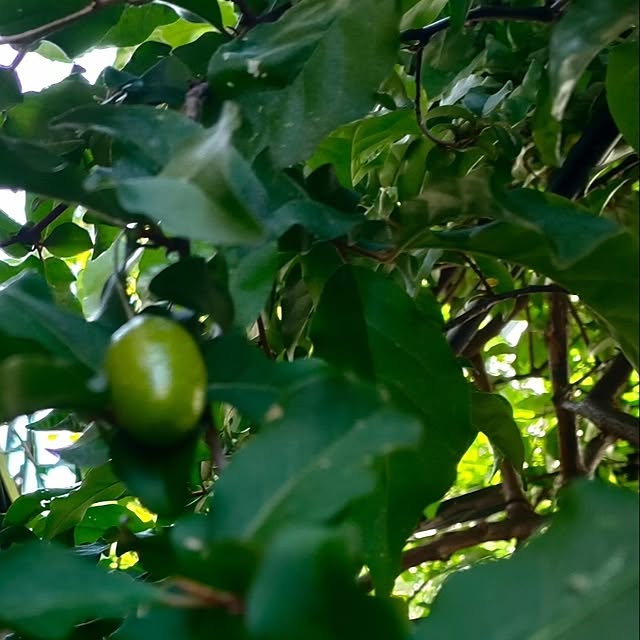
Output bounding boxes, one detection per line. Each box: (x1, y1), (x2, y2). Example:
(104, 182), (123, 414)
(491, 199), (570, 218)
(547, 293), (584, 479)
(401, 515), (543, 571)
(164, 577), (244, 614)
(256, 314), (274, 359)
(0, 202), (69, 249)
(561, 399), (639, 448)
(0, 0), (148, 46)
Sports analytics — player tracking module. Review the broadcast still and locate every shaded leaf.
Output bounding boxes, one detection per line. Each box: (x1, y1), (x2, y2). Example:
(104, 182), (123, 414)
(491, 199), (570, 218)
(549, 0), (638, 120)
(0, 541), (158, 640)
(606, 39), (639, 153)
(43, 222), (93, 257)
(414, 480), (639, 640)
(471, 390), (525, 469)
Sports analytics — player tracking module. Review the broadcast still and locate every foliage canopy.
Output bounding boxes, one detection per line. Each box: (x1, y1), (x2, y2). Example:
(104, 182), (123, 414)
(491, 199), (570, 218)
(0, 1), (638, 639)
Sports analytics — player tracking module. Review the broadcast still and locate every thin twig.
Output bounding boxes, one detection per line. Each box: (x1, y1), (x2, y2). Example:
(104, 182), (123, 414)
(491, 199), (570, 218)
(0, 0), (147, 46)
(444, 284), (567, 331)
(256, 314), (274, 359)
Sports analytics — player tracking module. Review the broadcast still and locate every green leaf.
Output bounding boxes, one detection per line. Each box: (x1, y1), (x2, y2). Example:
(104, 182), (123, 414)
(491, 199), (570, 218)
(549, 0), (638, 120)
(0, 0), (86, 35)
(311, 266), (474, 592)
(100, 3), (178, 47)
(75, 502), (147, 545)
(0, 354), (106, 423)
(43, 222), (93, 257)
(228, 242), (279, 329)
(0, 541), (158, 640)
(606, 39), (639, 153)
(247, 526), (410, 640)
(0, 66), (21, 110)
(400, 0), (447, 30)
(149, 256), (234, 330)
(42, 464), (125, 539)
(205, 370), (422, 541)
(403, 184), (640, 369)
(53, 104), (202, 171)
(209, 0), (400, 166)
(109, 430), (200, 517)
(116, 103), (265, 245)
(449, 0), (472, 31)
(414, 480), (639, 639)
(0, 271), (111, 370)
(167, 0), (225, 31)
(470, 390), (525, 469)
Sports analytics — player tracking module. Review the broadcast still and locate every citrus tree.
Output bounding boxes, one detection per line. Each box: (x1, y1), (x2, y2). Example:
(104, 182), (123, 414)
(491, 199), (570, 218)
(0, 1), (638, 638)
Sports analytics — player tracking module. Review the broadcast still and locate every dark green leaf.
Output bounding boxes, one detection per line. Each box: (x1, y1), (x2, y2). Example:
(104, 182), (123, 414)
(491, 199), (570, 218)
(43, 222), (93, 257)
(0, 354), (106, 423)
(166, 0), (225, 30)
(470, 390), (525, 469)
(100, 3), (178, 47)
(205, 369), (421, 541)
(311, 266), (474, 593)
(0, 0), (86, 35)
(0, 271), (111, 370)
(109, 430), (199, 517)
(549, 0), (638, 120)
(209, 0), (400, 166)
(606, 39), (639, 153)
(0, 541), (158, 640)
(53, 104), (202, 171)
(149, 256), (234, 330)
(449, 0), (472, 31)
(42, 464), (125, 539)
(0, 66), (21, 110)
(247, 526), (410, 640)
(414, 481), (639, 639)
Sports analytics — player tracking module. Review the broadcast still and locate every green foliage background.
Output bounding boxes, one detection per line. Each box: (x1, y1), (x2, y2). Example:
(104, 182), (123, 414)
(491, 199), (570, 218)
(0, 1), (638, 639)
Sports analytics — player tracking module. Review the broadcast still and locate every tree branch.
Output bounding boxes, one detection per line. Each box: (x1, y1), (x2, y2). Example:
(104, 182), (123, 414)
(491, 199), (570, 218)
(0, 0), (148, 46)
(401, 515), (543, 571)
(547, 293), (584, 479)
(401, 4), (560, 46)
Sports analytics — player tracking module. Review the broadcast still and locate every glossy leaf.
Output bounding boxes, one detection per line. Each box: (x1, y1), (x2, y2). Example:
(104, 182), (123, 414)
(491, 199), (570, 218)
(549, 0), (638, 120)
(42, 464), (125, 539)
(414, 480), (639, 640)
(0, 541), (158, 640)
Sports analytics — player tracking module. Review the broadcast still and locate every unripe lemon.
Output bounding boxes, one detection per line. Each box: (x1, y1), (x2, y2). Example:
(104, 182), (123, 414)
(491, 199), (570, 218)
(105, 315), (207, 446)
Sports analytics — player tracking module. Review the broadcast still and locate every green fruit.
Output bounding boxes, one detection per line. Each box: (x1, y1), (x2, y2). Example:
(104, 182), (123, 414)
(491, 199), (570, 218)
(105, 315), (207, 446)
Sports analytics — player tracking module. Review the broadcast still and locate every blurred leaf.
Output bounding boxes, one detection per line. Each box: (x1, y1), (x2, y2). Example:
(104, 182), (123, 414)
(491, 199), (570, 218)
(53, 104), (202, 172)
(0, 271), (111, 370)
(42, 464), (125, 539)
(43, 222), (93, 257)
(0, 67), (22, 110)
(166, 0), (224, 31)
(0, 0), (86, 34)
(414, 480), (639, 640)
(149, 256), (234, 330)
(470, 390), (525, 469)
(0, 354), (106, 423)
(58, 424), (111, 468)
(400, 0), (447, 31)
(311, 266), (474, 592)
(606, 39), (639, 153)
(109, 429), (199, 517)
(549, 0), (638, 120)
(116, 103), (265, 245)
(449, 0), (472, 31)
(0, 541), (158, 640)
(205, 369), (422, 541)
(75, 502), (147, 545)
(247, 526), (410, 640)
(228, 242), (279, 329)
